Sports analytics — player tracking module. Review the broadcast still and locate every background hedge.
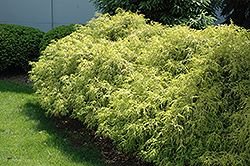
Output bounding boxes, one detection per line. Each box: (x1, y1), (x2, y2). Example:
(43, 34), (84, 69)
(30, 10), (250, 165)
(90, 0), (216, 29)
(39, 24), (80, 52)
(0, 24), (44, 73)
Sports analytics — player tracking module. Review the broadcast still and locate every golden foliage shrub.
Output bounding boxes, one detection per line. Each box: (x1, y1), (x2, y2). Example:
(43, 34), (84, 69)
(30, 10), (250, 165)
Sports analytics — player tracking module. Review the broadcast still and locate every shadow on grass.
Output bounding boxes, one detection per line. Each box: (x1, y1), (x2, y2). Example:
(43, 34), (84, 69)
(0, 80), (153, 166)
(0, 80), (33, 94)
(21, 100), (110, 166)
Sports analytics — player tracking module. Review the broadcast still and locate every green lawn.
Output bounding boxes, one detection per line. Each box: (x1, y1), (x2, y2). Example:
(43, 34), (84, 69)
(0, 80), (110, 166)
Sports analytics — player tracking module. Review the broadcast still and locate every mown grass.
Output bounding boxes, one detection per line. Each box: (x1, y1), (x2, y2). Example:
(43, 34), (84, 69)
(0, 80), (110, 166)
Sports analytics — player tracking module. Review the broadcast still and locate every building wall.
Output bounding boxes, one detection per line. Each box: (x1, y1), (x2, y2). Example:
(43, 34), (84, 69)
(0, 0), (97, 32)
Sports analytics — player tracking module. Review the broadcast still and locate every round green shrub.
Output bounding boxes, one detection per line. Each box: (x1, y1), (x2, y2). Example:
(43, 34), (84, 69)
(30, 10), (250, 165)
(0, 24), (44, 73)
(39, 24), (80, 52)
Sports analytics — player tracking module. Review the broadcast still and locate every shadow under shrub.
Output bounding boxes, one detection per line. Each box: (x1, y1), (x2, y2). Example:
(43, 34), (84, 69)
(0, 24), (44, 73)
(30, 9), (250, 165)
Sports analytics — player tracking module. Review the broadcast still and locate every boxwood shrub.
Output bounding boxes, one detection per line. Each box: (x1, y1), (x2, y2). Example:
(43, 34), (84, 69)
(39, 24), (80, 52)
(30, 9), (250, 165)
(0, 24), (44, 73)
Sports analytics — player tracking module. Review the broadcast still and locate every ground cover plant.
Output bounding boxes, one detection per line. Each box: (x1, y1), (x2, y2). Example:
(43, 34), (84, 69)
(0, 80), (110, 166)
(30, 9), (250, 165)
(0, 24), (44, 73)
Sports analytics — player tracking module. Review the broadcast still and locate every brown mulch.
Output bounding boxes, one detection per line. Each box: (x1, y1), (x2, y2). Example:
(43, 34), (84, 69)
(0, 72), (154, 166)
(0, 72), (33, 86)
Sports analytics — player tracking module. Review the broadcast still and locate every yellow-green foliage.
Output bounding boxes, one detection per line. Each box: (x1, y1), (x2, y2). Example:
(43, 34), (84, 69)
(39, 24), (80, 52)
(30, 10), (250, 165)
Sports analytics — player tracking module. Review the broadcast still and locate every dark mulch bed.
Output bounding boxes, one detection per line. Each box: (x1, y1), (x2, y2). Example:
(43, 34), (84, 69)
(0, 71), (154, 166)
(0, 70), (33, 86)
(55, 116), (154, 166)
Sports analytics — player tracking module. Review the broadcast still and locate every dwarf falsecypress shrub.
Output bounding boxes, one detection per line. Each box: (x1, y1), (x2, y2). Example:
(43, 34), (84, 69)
(30, 10), (250, 165)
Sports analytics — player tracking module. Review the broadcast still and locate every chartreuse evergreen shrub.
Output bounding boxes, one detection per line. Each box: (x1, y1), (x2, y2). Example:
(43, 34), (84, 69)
(39, 24), (80, 52)
(30, 9), (250, 165)
(0, 24), (44, 72)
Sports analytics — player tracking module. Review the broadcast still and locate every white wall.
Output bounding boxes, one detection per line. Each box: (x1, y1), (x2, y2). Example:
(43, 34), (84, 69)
(0, 0), (97, 32)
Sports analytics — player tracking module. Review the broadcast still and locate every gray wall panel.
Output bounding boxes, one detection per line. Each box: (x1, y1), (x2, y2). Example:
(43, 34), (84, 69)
(0, 0), (96, 32)
(53, 0), (95, 25)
